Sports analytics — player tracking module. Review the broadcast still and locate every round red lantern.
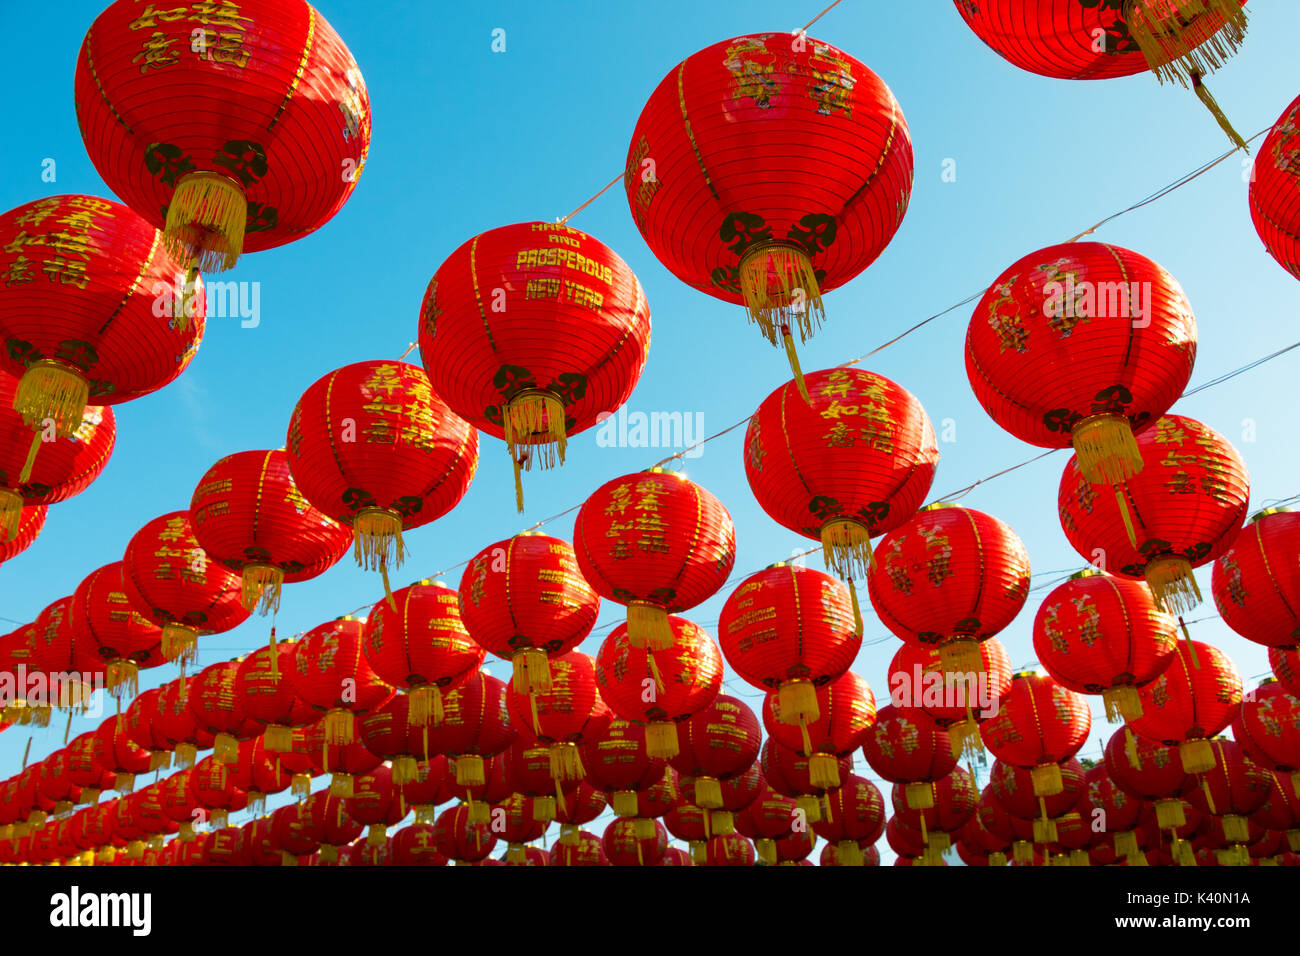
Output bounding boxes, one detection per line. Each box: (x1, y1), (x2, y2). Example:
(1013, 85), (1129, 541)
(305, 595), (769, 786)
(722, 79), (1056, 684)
(1130, 638), (1242, 773)
(234, 637), (313, 752)
(718, 563), (861, 733)
(579, 719), (667, 821)
(573, 468), (735, 650)
(121, 511), (249, 664)
(1103, 725), (1192, 830)
(594, 614), (722, 758)
(812, 774), (886, 866)
(421, 670), (517, 789)
(1212, 509), (1300, 649)
(186, 658), (254, 762)
(624, 34), (913, 391)
(550, 829), (607, 867)
(67, 561), (164, 697)
(861, 703), (957, 808)
(285, 360), (478, 594)
(287, 615), (393, 745)
(670, 694), (763, 811)
(1182, 738), (1273, 852)
(74, 0), (370, 272)
(29, 596), (105, 710)
(602, 815), (666, 867)
(190, 447), (352, 615)
(869, 503), (1030, 672)
(1033, 569), (1179, 721)
(361, 579), (484, 727)
(980, 673), (1091, 797)
(418, 221), (651, 510)
(1272, 646), (1300, 696)
(745, 368), (938, 582)
(0, 502), (44, 563)
(1058, 414), (1249, 614)
(762, 670), (876, 791)
(457, 532), (599, 694)
(506, 651), (611, 785)
(389, 824), (449, 867)
(430, 802), (496, 864)
(1232, 679), (1300, 787)
(1249, 91), (1300, 281)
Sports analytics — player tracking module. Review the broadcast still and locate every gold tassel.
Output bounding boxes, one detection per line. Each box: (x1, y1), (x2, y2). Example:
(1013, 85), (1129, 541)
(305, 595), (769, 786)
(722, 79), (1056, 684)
(780, 324), (809, 403)
(147, 750), (170, 772)
(1155, 798), (1186, 830)
(549, 742), (583, 783)
(1287, 829), (1300, 853)
(1216, 845), (1250, 867)
(1125, 726), (1141, 770)
(79, 788), (99, 806)
(756, 837), (777, 865)
(512, 648), (552, 695)
(711, 811), (735, 836)
(0, 489), (23, 542)
(330, 772), (354, 798)
(390, 755), (417, 785)
(836, 840), (863, 866)
(319, 844), (339, 864)
(367, 823), (387, 847)
(647, 650), (666, 697)
(1030, 762), (1064, 797)
(1221, 814), (1248, 843)
(505, 843), (526, 864)
(808, 753), (841, 790)
(645, 720), (679, 759)
(454, 754), (485, 788)
(18, 430), (42, 485)
(268, 626), (279, 681)
(737, 243), (825, 348)
(291, 773), (311, 799)
(632, 817), (655, 841)
(794, 794), (821, 824)
(1102, 685), (1143, 723)
(947, 717), (983, 761)
(1012, 840), (1033, 865)
(280, 851), (298, 866)
(1144, 556), (1202, 615)
(1115, 830), (1139, 858)
(989, 851), (1007, 867)
(466, 798), (490, 825)
(820, 518), (874, 580)
(1125, 0), (1248, 84)
(502, 391), (567, 472)
(240, 564), (283, 615)
(264, 724), (292, 753)
(407, 685), (444, 727)
(414, 805), (437, 824)
(905, 782), (934, 810)
(174, 743), (197, 769)
(1114, 486), (1139, 549)
(533, 795), (557, 822)
(776, 680), (819, 726)
(13, 361), (90, 437)
(213, 732), (240, 764)
(1034, 803), (1058, 844)
(694, 776), (723, 809)
(626, 601), (674, 651)
(163, 170), (247, 274)
(939, 639), (983, 675)
(1073, 414), (1143, 486)
(847, 577), (863, 638)
(1199, 777), (1219, 816)
(1178, 617), (1201, 669)
(247, 791), (267, 817)
(322, 708), (354, 746)
(513, 455), (526, 514)
(1179, 738), (1215, 774)
(690, 840), (707, 865)
(352, 507), (405, 573)
(105, 660), (140, 700)
(559, 823), (579, 846)
(612, 790), (639, 818)
(160, 624), (199, 665)
(114, 773), (135, 793)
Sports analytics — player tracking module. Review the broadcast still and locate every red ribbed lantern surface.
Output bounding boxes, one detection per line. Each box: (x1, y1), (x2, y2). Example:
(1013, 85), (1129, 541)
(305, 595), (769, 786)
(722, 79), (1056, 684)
(1272, 646), (1300, 696)
(965, 241), (1196, 533)
(1058, 415), (1249, 614)
(594, 615), (723, 759)
(0, 502), (44, 563)
(1130, 639), (1243, 774)
(952, 1), (1250, 146)
(670, 694), (762, 812)
(812, 774), (886, 866)
(1212, 509), (1300, 649)
(1181, 738), (1273, 859)
(121, 511), (249, 665)
(74, 0), (370, 272)
(0, 370), (115, 541)
(361, 579), (485, 729)
(285, 360), (478, 595)
(288, 616), (392, 747)
(422, 671), (517, 790)
(745, 368), (938, 584)
(186, 659), (252, 764)
(573, 469), (735, 650)
(980, 673), (1092, 798)
(190, 448), (351, 616)
(762, 670), (876, 791)
(234, 638), (312, 753)
(718, 564), (861, 737)
(506, 651), (611, 787)
(418, 222), (651, 510)
(1032, 569), (1178, 722)
(861, 703), (957, 809)
(1249, 91), (1300, 281)
(457, 532), (599, 694)
(624, 34), (913, 391)
(579, 720), (666, 822)
(30, 596), (104, 710)
(68, 561), (164, 698)
(1231, 679), (1300, 787)
(869, 503), (1030, 673)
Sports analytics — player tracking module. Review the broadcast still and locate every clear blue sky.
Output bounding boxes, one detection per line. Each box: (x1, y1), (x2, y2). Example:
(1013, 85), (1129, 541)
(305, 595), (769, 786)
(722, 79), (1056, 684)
(3, 0), (1299, 864)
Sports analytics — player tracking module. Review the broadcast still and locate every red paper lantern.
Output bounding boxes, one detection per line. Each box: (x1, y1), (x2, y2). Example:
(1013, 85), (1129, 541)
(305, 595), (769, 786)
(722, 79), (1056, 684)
(885, 638), (1013, 759)
(1182, 738), (1273, 858)
(1232, 679), (1300, 785)
(0, 502), (44, 563)
(594, 615), (722, 758)
(94, 715), (153, 794)
(965, 242), (1196, 536)
(389, 824), (449, 867)
(1084, 762), (1146, 861)
(1212, 509), (1300, 650)
(1033, 569), (1179, 722)
(154, 677), (205, 768)
(361, 579), (485, 728)
(190, 447), (352, 615)
(602, 816), (667, 867)
(869, 503), (1030, 672)
(861, 703), (957, 811)
(812, 774), (886, 866)
(980, 673), (1091, 798)
(74, 0), (370, 272)
(670, 694), (763, 811)
(890, 767), (979, 862)
(1103, 726), (1192, 831)
(760, 738), (852, 823)
(505, 741), (578, 823)
(1272, 646), (1300, 696)
(65, 731), (115, 804)
(989, 757), (1087, 843)
(1058, 414), (1250, 614)
(457, 532), (599, 694)
(0, 369), (116, 540)
(745, 368), (938, 584)
(234, 637), (313, 753)
(227, 736), (291, 814)
(624, 33), (913, 390)
(186, 659), (254, 763)
(121, 511), (249, 664)
(701, 833), (755, 868)
(29, 596), (105, 710)
(344, 765), (405, 846)
(418, 221), (651, 510)
(550, 829), (607, 867)
(506, 651), (611, 786)
(573, 468), (735, 650)
(429, 802), (496, 863)
(421, 671), (517, 790)
(762, 670), (876, 791)
(718, 564), (861, 736)
(1130, 639), (1242, 773)
(489, 791), (548, 863)
(285, 360), (478, 593)
(580, 720), (668, 821)
(1249, 90), (1300, 280)
(305, 789), (363, 862)
(953, 0), (1250, 147)
(67, 561), (165, 697)
(123, 688), (173, 769)
(288, 615), (393, 746)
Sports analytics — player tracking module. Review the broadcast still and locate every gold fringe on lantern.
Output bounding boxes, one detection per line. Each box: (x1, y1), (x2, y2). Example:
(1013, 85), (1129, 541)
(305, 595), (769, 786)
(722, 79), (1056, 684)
(1103, 684), (1143, 723)
(264, 724), (293, 753)
(392, 755), (418, 785)
(367, 823), (388, 847)
(114, 773), (135, 793)
(905, 782), (934, 810)
(1172, 838), (1197, 867)
(414, 804), (437, 825)
(502, 390), (568, 472)
(291, 773), (311, 799)
(794, 794), (821, 824)
(14, 361), (90, 438)
(163, 170), (248, 274)
(454, 754), (485, 788)
(939, 638), (983, 676)
(322, 708), (355, 746)
(1030, 763), (1064, 797)
(756, 837), (777, 866)
(947, 717), (983, 762)
(330, 772), (354, 798)
(105, 660), (140, 700)
(1179, 738), (1216, 774)
(241, 564), (284, 615)
(690, 840), (707, 865)
(711, 810), (735, 836)
(466, 798), (490, 826)
(550, 742), (584, 783)
(1012, 840), (1033, 865)
(280, 851), (298, 866)
(247, 791), (267, 817)
(1125, 0), (1247, 85)
(1072, 414), (1143, 486)
(737, 242), (825, 353)
(780, 324), (810, 402)
(1155, 798), (1187, 830)
(1070, 849), (1090, 867)
(820, 518), (874, 580)
(632, 817), (656, 841)
(1221, 814), (1249, 843)
(512, 648), (552, 695)
(533, 795), (557, 822)
(209, 809), (228, 830)
(1034, 811), (1058, 845)
(1190, 72), (1249, 150)
(0, 489), (23, 542)
(836, 840), (864, 867)
(1216, 845), (1250, 868)
(213, 732), (240, 763)
(173, 743), (197, 770)
(505, 843), (525, 864)
(776, 680), (819, 726)
(645, 720), (679, 760)
(353, 508), (405, 607)
(626, 601), (674, 651)
(989, 851), (1007, 867)
(1115, 830), (1140, 858)
(1286, 829), (1300, 853)
(808, 754), (841, 790)
(694, 775), (723, 809)
(147, 751), (171, 773)
(18, 431), (41, 486)
(612, 790), (639, 818)
(1144, 556), (1202, 615)
(560, 823), (579, 846)
(79, 788), (100, 806)
(407, 685), (444, 727)
(160, 624), (199, 665)
(319, 844), (339, 864)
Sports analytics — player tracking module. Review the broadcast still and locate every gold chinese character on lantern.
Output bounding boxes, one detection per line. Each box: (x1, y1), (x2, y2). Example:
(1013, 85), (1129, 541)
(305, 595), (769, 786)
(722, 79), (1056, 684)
(132, 31), (181, 73)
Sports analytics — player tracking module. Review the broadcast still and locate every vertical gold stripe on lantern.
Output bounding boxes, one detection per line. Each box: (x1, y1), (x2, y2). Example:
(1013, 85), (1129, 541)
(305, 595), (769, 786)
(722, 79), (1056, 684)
(268, 6), (318, 131)
(676, 62), (718, 201)
(81, 28), (133, 134)
(96, 232), (161, 337)
(468, 234), (498, 351)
